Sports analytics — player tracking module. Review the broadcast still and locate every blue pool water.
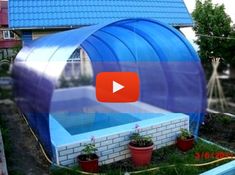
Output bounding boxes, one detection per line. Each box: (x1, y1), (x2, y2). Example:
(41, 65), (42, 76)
(53, 112), (140, 135)
(51, 98), (163, 135)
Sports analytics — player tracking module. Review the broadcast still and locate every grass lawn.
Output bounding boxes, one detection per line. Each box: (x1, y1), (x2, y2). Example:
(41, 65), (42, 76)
(51, 139), (234, 175)
(200, 113), (235, 151)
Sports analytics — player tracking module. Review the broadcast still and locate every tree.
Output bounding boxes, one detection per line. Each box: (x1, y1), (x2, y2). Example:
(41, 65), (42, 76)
(192, 0), (232, 66)
(226, 28), (235, 66)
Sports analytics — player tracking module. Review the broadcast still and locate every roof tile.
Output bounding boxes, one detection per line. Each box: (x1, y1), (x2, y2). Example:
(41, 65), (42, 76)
(8, 0), (193, 28)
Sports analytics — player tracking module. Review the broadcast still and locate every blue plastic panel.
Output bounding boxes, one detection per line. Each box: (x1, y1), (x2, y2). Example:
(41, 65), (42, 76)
(12, 18), (206, 158)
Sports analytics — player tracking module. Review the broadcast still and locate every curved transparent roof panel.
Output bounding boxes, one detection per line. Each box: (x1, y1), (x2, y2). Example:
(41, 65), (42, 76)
(12, 18), (206, 157)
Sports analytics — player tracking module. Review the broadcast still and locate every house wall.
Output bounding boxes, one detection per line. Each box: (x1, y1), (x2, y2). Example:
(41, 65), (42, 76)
(0, 1), (8, 26)
(0, 30), (3, 40)
(32, 30), (60, 40)
(0, 1), (21, 50)
(0, 28), (21, 58)
(21, 31), (33, 46)
(22, 29), (67, 46)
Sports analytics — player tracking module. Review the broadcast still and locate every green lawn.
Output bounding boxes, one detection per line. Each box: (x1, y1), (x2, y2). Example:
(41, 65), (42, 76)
(51, 139), (234, 175)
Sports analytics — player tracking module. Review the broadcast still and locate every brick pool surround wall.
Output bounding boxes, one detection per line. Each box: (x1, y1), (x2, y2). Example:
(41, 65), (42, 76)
(53, 115), (189, 166)
(51, 87), (189, 166)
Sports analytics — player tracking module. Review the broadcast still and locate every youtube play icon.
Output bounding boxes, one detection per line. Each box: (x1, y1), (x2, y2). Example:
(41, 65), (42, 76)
(96, 72), (140, 103)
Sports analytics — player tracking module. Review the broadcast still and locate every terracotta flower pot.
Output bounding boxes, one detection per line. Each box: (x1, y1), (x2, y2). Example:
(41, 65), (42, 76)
(77, 154), (99, 173)
(176, 136), (194, 152)
(128, 143), (154, 167)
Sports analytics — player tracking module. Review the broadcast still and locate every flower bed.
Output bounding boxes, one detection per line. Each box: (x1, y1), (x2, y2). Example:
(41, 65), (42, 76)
(51, 139), (234, 175)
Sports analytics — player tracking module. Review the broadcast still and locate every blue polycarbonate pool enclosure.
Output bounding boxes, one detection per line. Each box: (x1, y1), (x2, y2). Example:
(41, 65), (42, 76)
(12, 18), (207, 160)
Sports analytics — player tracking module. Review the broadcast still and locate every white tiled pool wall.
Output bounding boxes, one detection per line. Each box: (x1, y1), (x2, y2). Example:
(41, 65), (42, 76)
(54, 116), (189, 166)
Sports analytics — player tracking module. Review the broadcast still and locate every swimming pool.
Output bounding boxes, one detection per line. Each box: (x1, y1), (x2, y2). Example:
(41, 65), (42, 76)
(50, 86), (189, 166)
(53, 112), (140, 135)
(51, 96), (163, 135)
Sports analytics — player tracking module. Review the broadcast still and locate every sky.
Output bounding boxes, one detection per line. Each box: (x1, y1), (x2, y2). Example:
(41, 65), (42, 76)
(181, 0), (235, 49)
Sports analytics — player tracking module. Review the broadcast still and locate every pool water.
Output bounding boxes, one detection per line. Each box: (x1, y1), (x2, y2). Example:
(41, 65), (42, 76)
(53, 112), (140, 135)
(51, 96), (164, 136)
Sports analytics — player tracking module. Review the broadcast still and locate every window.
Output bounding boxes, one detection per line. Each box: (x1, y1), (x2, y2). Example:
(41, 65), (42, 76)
(2, 30), (15, 39)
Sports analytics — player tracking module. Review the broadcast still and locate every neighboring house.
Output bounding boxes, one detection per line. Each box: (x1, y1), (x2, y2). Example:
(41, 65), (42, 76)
(8, 0), (193, 46)
(0, 0), (21, 58)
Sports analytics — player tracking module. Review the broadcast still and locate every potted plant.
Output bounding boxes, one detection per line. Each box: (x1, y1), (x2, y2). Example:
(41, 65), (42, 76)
(77, 137), (99, 173)
(128, 124), (154, 167)
(176, 128), (194, 152)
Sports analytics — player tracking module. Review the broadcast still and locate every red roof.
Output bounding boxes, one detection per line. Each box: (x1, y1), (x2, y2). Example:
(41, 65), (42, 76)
(0, 1), (8, 26)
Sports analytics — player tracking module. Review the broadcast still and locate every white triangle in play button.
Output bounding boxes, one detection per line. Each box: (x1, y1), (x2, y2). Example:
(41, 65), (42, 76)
(113, 81), (124, 93)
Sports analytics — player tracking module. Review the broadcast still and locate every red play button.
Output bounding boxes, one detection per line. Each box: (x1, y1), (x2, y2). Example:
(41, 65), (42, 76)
(96, 72), (140, 103)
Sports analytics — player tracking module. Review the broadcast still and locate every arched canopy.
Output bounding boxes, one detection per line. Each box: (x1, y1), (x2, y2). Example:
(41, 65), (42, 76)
(12, 18), (206, 157)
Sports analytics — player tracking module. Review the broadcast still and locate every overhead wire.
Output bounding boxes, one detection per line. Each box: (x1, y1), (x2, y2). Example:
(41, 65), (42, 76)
(196, 33), (235, 40)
